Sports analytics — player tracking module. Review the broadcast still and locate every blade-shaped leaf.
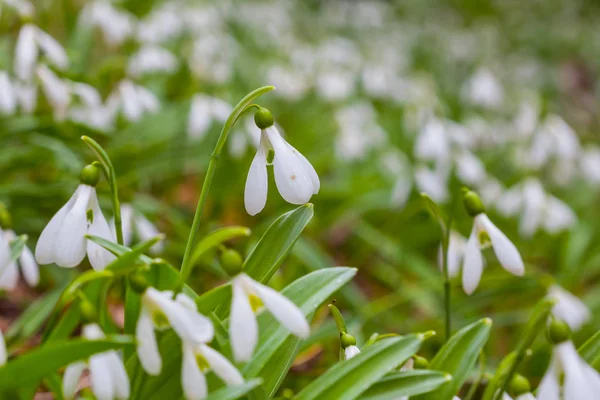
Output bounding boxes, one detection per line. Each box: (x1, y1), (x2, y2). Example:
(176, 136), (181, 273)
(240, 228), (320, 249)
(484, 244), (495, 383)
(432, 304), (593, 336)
(580, 330), (600, 370)
(361, 370), (452, 400)
(206, 379), (263, 400)
(190, 226), (251, 266)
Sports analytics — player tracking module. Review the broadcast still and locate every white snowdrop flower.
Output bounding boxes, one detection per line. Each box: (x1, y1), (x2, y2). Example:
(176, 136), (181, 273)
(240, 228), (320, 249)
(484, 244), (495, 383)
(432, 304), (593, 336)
(544, 115), (580, 161)
(244, 120), (319, 216)
(137, 4), (183, 44)
(513, 96), (540, 138)
(334, 103), (387, 161)
(496, 185), (524, 218)
(415, 165), (449, 203)
(80, 2), (136, 46)
(35, 170), (115, 270)
(62, 324), (130, 400)
(266, 65), (310, 101)
(180, 341), (244, 400)
(462, 191), (525, 295)
(414, 118), (450, 163)
(13, 81), (37, 113)
(0, 72), (17, 115)
(344, 345), (360, 360)
(456, 151), (487, 186)
(36, 65), (70, 121)
(543, 195), (576, 234)
(0, 229), (39, 290)
(520, 179), (546, 238)
(70, 82), (102, 107)
(119, 204), (163, 255)
(462, 67), (504, 109)
(189, 34), (237, 84)
(14, 24), (38, 81)
(0, 328), (6, 366)
(2, 0), (34, 17)
(538, 341), (600, 400)
(136, 288), (214, 375)
(114, 80), (160, 122)
(127, 46), (179, 77)
(438, 231), (467, 279)
(503, 394), (536, 400)
(477, 179), (503, 208)
(580, 147), (600, 185)
(548, 285), (590, 331)
(315, 69), (355, 102)
(229, 273), (309, 362)
(35, 29), (69, 71)
(187, 94), (232, 140)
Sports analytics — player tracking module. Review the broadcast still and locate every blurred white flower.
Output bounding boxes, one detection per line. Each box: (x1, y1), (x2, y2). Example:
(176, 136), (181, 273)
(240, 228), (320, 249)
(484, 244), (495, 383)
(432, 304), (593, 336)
(80, 1), (136, 46)
(414, 118), (450, 163)
(62, 324), (130, 400)
(190, 34), (237, 84)
(36, 65), (70, 121)
(439, 231), (467, 279)
(415, 165), (449, 203)
(229, 273), (309, 362)
(35, 184), (115, 270)
(0, 229), (39, 290)
(548, 285), (590, 331)
(462, 213), (525, 295)
(245, 125), (319, 215)
(14, 24), (68, 82)
(68, 81), (115, 131)
(187, 94), (232, 140)
(267, 65), (311, 101)
(13, 81), (37, 113)
(2, 0), (34, 17)
(111, 80), (160, 122)
(136, 288), (214, 375)
(335, 103), (386, 161)
(538, 341), (600, 400)
(0, 72), (17, 115)
(477, 178), (503, 208)
(462, 67), (504, 109)
(119, 204), (163, 255)
(344, 345), (360, 360)
(579, 147), (600, 185)
(316, 69), (356, 101)
(455, 151), (487, 186)
(503, 394), (536, 400)
(128, 46), (179, 77)
(137, 4), (184, 43)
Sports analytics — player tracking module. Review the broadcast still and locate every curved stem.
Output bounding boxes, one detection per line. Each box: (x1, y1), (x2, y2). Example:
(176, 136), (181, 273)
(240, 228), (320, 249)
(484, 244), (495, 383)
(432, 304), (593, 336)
(179, 86), (275, 282)
(81, 135), (124, 245)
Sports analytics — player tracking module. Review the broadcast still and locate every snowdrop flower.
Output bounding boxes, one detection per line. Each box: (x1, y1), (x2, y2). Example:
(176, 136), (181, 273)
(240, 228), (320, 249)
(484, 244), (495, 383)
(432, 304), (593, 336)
(2, 0), (34, 17)
(415, 165), (449, 203)
(80, 2), (136, 46)
(244, 108), (319, 216)
(136, 288), (213, 375)
(127, 46), (179, 77)
(344, 345), (360, 360)
(439, 231), (467, 279)
(36, 65), (70, 121)
(455, 151), (487, 186)
(0, 72), (16, 115)
(547, 285), (590, 331)
(316, 69), (356, 101)
(230, 273), (310, 362)
(0, 328), (6, 366)
(414, 118), (450, 163)
(187, 94), (232, 140)
(503, 394), (536, 400)
(35, 164), (115, 270)
(63, 324), (129, 400)
(180, 341), (244, 400)
(14, 24), (68, 81)
(0, 229), (39, 290)
(580, 147), (600, 185)
(111, 80), (160, 122)
(462, 67), (504, 109)
(461, 189), (525, 295)
(119, 204), (163, 254)
(13, 81), (37, 113)
(340, 332), (360, 360)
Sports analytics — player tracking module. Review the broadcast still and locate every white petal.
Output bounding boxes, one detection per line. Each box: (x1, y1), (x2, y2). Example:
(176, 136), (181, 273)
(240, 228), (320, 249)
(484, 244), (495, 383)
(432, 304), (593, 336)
(36, 65), (71, 121)
(187, 95), (211, 139)
(181, 342), (207, 400)
(462, 227), (484, 295)
(249, 277), (310, 339)
(548, 285), (591, 331)
(86, 190), (117, 270)
(344, 345), (360, 360)
(134, 212), (163, 254)
(267, 127), (315, 205)
(229, 278), (258, 362)
(54, 185), (91, 268)
(14, 24), (38, 81)
(198, 344), (243, 385)
(119, 204), (134, 246)
(557, 342), (598, 400)
(89, 353), (115, 400)
(0, 72), (17, 115)
(0, 328), (6, 366)
(446, 232), (465, 279)
(536, 365), (560, 400)
(0, 233), (10, 278)
(292, 145), (319, 194)
(0, 262), (19, 291)
(136, 85), (160, 112)
(35, 186), (81, 265)
(478, 214), (525, 276)
(106, 351), (130, 399)
(136, 309), (162, 375)
(82, 323), (105, 340)
(13, 81), (37, 113)
(244, 132), (269, 216)
(19, 245), (39, 287)
(62, 361), (86, 400)
(119, 80), (143, 121)
(36, 28), (69, 70)
(519, 179), (545, 237)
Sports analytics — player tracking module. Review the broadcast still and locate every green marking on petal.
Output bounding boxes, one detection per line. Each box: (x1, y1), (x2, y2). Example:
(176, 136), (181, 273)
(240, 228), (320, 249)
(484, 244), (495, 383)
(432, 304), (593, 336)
(249, 293), (263, 313)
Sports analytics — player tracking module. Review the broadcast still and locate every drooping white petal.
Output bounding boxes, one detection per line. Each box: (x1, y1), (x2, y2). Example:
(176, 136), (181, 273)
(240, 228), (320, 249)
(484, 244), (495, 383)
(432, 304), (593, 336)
(36, 28), (69, 70)
(14, 24), (38, 81)
(248, 277), (310, 339)
(136, 85), (160, 113)
(0, 262), (19, 291)
(119, 80), (142, 122)
(134, 212), (163, 254)
(36, 185), (82, 265)
(291, 145), (320, 194)
(181, 342), (208, 400)
(462, 227), (484, 295)
(0, 72), (17, 115)
(19, 245), (39, 287)
(187, 95), (211, 139)
(36, 65), (71, 121)
(344, 345), (360, 360)
(54, 185), (92, 268)
(119, 204), (134, 246)
(136, 308), (162, 375)
(477, 214), (525, 276)
(536, 363), (560, 400)
(62, 361), (86, 400)
(0, 233), (12, 280)
(557, 342), (598, 400)
(86, 189), (117, 270)
(13, 81), (37, 113)
(520, 179), (545, 238)
(89, 353), (115, 400)
(515, 394), (536, 400)
(548, 285), (590, 331)
(106, 351), (130, 399)
(267, 127), (315, 205)
(244, 131), (269, 216)
(229, 278), (258, 362)
(198, 344), (244, 385)
(445, 232), (465, 279)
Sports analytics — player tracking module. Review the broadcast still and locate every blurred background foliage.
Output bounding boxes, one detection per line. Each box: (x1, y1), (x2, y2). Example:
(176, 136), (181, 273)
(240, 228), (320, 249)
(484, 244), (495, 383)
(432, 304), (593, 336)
(2, 0), (600, 396)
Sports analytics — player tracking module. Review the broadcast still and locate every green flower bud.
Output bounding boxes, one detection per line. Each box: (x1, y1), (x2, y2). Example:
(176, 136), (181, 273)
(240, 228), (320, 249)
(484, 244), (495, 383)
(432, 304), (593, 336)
(547, 319), (571, 344)
(80, 164), (101, 187)
(462, 187), (485, 217)
(413, 355), (430, 369)
(508, 373), (531, 396)
(254, 107), (274, 129)
(129, 272), (150, 294)
(220, 249), (243, 275)
(79, 298), (97, 324)
(340, 332), (357, 349)
(0, 205), (12, 230)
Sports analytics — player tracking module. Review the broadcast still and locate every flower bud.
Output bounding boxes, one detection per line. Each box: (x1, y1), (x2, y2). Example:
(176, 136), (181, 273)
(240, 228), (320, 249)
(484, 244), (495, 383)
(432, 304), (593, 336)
(462, 187), (485, 217)
(340, 332), (357, 349)
(508, 373), (531, 396)
(547, 318), (571, 344)
(0, 205), (12, 230)
(413, 355), (430, 369)
(129, 272), (150, 294)
(254, 107), (274, 129)
(220, 248), (243, 275)
(80, 163), (101, 187)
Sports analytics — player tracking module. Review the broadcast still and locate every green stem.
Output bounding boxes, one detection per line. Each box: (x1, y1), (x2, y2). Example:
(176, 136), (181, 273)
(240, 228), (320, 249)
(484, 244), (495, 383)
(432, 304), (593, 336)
(81, 135), (124, 245)
(441, 227), (451, 342)
(179, 86), (275, 282)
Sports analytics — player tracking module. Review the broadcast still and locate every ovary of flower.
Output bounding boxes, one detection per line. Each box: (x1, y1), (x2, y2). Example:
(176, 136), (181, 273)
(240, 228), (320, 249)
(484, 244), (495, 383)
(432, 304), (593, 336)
(181, 341), (244, 400)
(537, 341), (600, 400)
(0, 229), (39, 290)
(548, 285), (591, 331)
(229, 273), (310, 362)
(462, 213), (525, 295)
(244, 126), (319, 216)
(62, 324), (130, 400)
(136, 288), (214, 375)
(344, 345), (360, 360)
(35, 184), (116, 270)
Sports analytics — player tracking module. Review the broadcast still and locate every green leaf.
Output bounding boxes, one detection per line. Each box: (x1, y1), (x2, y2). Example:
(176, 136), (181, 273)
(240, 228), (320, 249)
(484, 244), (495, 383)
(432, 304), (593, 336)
(5, 287), (62, 342)
(205, 379), (263, 400)
(86, 234), (154, 265)
(420, 193), (446, 233)
(190, 226), (251, 266)
(580, 330), (600, 369)
(0, 335), (134, 391)
(361, 370), (452, 400)
(294, 335), (426, 400)
(412, 318), (492, 400)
